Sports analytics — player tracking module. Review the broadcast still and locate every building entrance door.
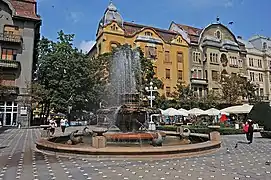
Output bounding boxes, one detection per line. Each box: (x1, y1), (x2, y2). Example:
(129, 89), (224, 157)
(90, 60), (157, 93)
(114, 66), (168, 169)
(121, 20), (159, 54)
(0, 101), (18, 126)
(5, 113), (12, 126)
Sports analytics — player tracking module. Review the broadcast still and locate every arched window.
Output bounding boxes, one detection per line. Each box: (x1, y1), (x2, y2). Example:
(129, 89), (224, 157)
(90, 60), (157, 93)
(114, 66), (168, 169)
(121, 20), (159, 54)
(263, 42), (267, 50)
(215, 30), (221, 39)
(177, 37), (182, 43)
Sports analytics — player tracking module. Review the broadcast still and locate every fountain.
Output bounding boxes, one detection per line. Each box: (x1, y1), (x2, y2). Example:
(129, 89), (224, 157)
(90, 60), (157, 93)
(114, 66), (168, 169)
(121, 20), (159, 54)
(96, 45), (164, 143)
(36, 45), (221, 156)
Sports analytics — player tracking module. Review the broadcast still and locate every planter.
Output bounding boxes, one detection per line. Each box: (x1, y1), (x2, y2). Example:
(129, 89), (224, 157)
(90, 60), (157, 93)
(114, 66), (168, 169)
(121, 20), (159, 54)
(260, 131), (271, 138)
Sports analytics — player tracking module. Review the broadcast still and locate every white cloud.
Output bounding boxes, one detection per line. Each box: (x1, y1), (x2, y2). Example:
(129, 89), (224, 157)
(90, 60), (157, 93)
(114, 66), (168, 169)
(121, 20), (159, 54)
(78, 40), (96, 53)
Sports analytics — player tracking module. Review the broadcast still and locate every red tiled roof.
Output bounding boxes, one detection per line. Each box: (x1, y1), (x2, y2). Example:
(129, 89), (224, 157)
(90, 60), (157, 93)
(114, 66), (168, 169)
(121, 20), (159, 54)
(175, 23), (203, 43)
(123, 22), (178, 43)
(9, 0), (40, 20)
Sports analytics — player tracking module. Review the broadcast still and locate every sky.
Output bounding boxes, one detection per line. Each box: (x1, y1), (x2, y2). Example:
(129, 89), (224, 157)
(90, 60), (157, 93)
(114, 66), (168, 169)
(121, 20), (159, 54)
(37, 0), (271, 53)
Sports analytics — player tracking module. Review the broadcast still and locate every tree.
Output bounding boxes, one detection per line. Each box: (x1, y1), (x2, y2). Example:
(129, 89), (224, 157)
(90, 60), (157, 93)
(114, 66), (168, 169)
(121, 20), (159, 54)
(137, 47), (163, 97)
(171, 81), (195, 109)
(218, 74), (259, 104)
(36, 31), (104, 122)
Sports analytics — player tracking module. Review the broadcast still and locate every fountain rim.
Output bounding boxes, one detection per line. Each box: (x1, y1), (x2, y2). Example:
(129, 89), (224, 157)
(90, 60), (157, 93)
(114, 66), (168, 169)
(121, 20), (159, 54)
(36, 133), (221, 156)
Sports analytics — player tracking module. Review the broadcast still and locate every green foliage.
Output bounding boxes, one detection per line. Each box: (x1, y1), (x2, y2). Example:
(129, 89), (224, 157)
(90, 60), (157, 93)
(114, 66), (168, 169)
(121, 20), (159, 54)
(137, 47), (163, 95)
(219, 74), (259, 104)
(37, 30), (107, 120)
(170, 81), (220, 110)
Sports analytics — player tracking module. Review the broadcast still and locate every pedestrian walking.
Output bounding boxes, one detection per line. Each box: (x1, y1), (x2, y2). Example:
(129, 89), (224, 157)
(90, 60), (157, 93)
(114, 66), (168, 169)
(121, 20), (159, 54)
(247, 119), (254, 144)
(60, 118), (68, 134)
(49, 119), (57, 136)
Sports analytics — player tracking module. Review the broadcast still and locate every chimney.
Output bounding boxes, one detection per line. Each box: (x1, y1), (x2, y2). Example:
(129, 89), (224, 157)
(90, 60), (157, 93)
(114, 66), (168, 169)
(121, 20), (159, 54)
(237, 36), (242, 39)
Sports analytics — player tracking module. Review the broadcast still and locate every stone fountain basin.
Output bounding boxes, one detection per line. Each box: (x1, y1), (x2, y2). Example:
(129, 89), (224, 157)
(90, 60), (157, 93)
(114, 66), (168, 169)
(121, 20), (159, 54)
(104, 131), (166, 141)
(36, 133), (221, 156)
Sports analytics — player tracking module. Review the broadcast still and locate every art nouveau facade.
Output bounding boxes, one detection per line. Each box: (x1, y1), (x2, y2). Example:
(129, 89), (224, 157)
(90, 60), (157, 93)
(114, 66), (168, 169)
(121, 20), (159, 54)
(90, 2), (271, 102)
(170, 21), (247, 98)
(89, 2), (190, 97)
(238, 35), (271, 100)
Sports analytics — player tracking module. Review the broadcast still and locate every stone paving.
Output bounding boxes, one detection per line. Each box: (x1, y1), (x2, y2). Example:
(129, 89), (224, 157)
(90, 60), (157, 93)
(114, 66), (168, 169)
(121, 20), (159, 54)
(0, 127), (271, 180)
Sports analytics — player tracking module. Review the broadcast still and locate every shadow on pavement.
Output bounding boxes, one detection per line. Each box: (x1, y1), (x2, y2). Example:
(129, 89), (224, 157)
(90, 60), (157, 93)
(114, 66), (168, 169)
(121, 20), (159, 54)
(0, 126), (13, 135)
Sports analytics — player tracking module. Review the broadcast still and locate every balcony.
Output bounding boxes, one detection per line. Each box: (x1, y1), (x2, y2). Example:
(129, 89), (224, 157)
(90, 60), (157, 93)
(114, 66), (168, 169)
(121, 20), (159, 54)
(0, 59), (21, 69)
(190, 77), (208, 85)
(0, 33), (22, 43)
(0, 85), (19, 96)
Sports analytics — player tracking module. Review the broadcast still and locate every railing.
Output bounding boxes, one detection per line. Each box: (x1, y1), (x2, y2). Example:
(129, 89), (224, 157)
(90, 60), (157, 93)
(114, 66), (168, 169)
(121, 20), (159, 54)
(0, 33), (22, 43)
(0, 59), (20, 69)
(190, 77), (208, 85)
(0, 86), (19, 95)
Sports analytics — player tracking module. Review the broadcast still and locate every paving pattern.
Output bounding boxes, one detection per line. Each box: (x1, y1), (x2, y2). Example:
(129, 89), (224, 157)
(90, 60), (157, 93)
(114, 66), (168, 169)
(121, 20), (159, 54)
(0, 127), (271, 180)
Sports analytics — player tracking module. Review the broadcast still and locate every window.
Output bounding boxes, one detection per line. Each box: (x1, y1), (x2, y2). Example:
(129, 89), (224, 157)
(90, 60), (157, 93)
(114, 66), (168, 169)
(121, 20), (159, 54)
(260, 88), (264, 96)
(210, 53), (218, 63)
(205, 70), (208, 79)
(263, 42), (267, 50)
(250, 72), (255, 81)
(165, 51), (170, 63)
(145, 32), (153, 36)
(259, 73), (263, 82)
(145, 46), (157, 59)
(177, 70), (183, 80)
(110, 24), (118, 31)
(192, 69), (197, 78)
(199, 88), (203, 97)
(238, 59), (243, 68)
(211, 70), (218, 81)
(177, 52), (183, 63)
(215, 30), (221, 39)
(166, 87), (171, 97)
(198, 70), (202, 79)
(1, 48), (17, 60)
(193, 52), (201, 63)
(258, 59), (262, 68)
(177, 37), (182, 43)
(249, 58), (254, 67)
(165, 69), (170, 79)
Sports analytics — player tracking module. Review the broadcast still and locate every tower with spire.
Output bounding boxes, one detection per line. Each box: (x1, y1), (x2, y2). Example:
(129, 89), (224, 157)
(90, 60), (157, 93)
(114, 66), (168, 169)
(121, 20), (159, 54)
(99, 1), (123, 28)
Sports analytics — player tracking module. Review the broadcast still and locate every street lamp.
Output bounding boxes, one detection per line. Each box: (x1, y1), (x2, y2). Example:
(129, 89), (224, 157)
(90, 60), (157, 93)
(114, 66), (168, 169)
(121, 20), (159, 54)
(145, 82), (158, 108)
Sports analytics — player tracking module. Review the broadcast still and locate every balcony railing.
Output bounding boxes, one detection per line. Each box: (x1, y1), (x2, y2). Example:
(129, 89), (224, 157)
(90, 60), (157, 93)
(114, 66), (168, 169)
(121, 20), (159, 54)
(0, 59), (21, 69)
(0, 33), (22, 43)
(190, 77), (208, 85)
(0, 85), (19, 95)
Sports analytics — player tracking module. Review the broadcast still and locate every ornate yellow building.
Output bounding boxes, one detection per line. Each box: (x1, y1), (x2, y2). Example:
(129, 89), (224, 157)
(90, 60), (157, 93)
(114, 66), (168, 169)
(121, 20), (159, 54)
(89, 2), (190, 97)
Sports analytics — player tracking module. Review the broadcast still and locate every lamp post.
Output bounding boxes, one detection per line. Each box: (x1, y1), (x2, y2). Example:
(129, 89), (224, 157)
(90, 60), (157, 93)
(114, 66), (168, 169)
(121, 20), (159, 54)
(145, 82), (158, 108)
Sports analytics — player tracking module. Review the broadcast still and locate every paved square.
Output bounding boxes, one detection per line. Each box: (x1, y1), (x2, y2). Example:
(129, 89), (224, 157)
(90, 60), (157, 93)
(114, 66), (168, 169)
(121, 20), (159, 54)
(0, 127), (270, 180)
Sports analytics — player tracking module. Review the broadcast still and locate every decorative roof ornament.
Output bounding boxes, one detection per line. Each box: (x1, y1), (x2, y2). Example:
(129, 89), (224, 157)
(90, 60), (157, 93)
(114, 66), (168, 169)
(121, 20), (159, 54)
(99, 0), (123, 27)
(216, 16), (220, 23)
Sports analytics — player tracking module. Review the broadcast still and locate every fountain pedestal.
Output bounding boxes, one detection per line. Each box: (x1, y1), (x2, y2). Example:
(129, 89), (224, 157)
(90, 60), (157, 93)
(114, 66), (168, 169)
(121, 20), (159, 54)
(92, 128), (107, 149)
(92, 136), (107, 149)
